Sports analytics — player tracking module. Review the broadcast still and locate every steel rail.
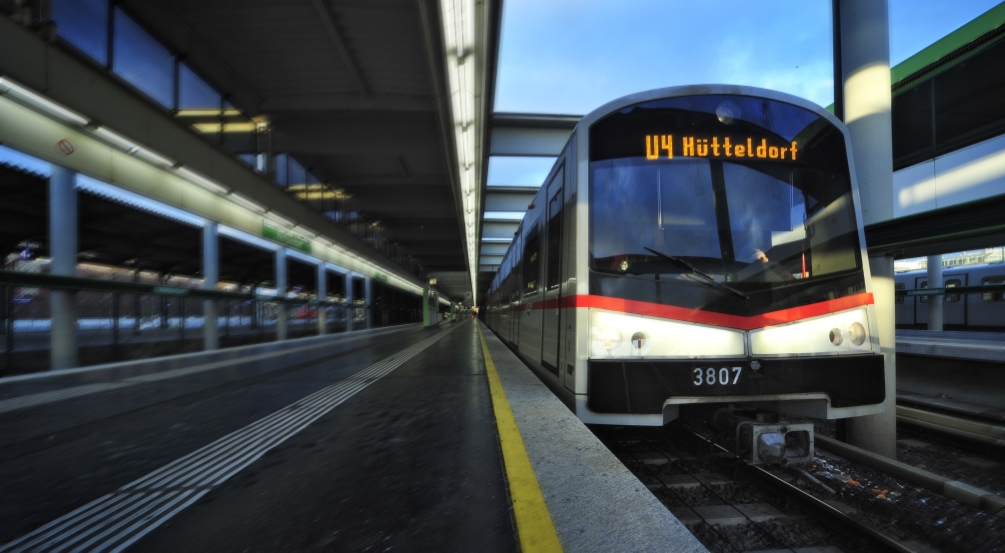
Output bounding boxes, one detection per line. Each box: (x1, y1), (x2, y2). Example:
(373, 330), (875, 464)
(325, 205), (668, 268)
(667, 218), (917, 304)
(686, 430), (920, 553)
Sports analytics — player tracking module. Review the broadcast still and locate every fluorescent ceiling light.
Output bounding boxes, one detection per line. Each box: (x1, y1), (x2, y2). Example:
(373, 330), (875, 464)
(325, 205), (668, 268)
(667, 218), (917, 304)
(0, 76), (90, 126)
(483, 211), (525, 221)
(175, 108), (243, 117)
(175, 166), (229, 194)
(77, 174), (206, 227)
(266, 211), (295, 227)
(294, 224), (318, 237)
(285, 247), (319, 265)
(481, 237), (513, 243)
(219, 224), (279, 251)
(191, 122), (257, 133)
(91, 126), (175, 168)
(228, 192), (266, 213)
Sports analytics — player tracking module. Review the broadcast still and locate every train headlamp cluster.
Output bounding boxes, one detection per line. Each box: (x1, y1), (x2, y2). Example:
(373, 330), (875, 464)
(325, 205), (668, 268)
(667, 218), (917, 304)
(749, 308), (873, 356)
(590, 310), (745, 359)
(589, 308), (874, 359)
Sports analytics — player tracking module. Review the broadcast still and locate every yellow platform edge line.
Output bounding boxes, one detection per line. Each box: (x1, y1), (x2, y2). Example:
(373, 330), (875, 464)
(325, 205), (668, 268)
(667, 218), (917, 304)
(478, 325), (564, 553)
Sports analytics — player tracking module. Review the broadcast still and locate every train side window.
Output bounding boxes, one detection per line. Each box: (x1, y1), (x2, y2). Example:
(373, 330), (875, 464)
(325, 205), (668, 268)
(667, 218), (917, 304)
(919, 281), (927, 303)
(523, 224), (541, 293)
(895, 282), (905, 304)
(982, 276), (1005, 302)
(944, 279), (961, 303)
(546, 189), (563, 290)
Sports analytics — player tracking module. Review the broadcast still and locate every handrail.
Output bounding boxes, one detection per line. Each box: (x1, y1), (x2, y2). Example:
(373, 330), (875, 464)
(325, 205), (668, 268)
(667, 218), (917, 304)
(0, 270), (363, 307)
(896, 283), (1005, 297)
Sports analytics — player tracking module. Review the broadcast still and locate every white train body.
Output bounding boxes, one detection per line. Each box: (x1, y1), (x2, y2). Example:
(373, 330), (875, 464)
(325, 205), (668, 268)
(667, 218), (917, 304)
(485, 85), (887, 426)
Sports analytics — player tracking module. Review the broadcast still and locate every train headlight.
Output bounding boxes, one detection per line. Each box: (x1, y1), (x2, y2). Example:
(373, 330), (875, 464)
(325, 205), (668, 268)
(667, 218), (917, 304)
(590, 309), (745, 359)
(595, 326), (623, 351)
(750, 308), (873, 356)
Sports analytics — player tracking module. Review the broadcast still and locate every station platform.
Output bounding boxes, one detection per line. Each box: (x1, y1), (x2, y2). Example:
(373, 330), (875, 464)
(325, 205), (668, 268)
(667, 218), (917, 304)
(0, 319), (703, 552)
(896, 329), (1005, 362)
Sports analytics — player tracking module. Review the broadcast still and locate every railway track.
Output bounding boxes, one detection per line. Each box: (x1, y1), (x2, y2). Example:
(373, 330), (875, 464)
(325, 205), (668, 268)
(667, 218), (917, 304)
(595, 420), (1005, 553)
(595, 424), (911, 553)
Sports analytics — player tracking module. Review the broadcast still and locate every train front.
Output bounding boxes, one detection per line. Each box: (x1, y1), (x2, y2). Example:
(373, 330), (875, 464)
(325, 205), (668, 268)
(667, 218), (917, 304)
(583, 89), (885, 458)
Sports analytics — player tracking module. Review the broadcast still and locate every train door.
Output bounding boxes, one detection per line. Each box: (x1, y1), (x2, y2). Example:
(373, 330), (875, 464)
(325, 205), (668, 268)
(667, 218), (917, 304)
(541, 169), (564, 375)
(519, 221), (544, 360)
(894, 281), (913, 327)
(915, 277), (929, 326)
(943, 274), (967, 327)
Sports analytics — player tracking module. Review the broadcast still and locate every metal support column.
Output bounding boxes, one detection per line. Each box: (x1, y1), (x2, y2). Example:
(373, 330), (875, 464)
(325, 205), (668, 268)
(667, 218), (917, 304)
(364, 277), (373, 329)
(344, 273), (354, 332)
(837, 0), (897, 458)
(422, 285), (432, 328)
(926, 255), (943, 331)
(203, 222), (220, 350)
(49, 165), (77, 370)
(317, 264), (327, 335)
(276, 248), (288, 340)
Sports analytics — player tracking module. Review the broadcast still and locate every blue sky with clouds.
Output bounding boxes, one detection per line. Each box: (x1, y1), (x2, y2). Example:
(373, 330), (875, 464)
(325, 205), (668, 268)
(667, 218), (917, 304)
(494, 0), (1004, 115)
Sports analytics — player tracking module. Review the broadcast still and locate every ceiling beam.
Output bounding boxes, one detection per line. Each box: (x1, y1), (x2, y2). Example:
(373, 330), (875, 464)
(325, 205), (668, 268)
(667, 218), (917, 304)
(311, 0), (369, 98)
(260, 93), (436, 113)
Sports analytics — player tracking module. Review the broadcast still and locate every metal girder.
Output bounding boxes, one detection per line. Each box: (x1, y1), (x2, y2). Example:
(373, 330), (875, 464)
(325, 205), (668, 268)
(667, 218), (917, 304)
(489, 127), (574, 157)
(261, 94), (435, 112)
(865, 192), (1005, 258)
(489, 113), (579, 157)
(310, 0), (369, 98)
(485, 190), (536, 211)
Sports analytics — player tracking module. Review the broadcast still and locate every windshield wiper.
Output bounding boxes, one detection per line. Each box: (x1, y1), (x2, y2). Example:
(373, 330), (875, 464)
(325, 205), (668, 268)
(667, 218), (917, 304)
(643, 247), (748, 300)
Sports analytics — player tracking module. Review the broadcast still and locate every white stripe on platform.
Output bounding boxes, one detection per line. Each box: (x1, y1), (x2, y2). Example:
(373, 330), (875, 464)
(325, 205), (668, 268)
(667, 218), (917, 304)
(0, 326), (412, 415)
(0, 326), (458, 552)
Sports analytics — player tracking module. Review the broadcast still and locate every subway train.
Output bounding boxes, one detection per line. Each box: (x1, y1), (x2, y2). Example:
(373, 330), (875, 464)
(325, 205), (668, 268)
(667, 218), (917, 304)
(484, 85), (887, 446)
(895, 263), (1005, 330)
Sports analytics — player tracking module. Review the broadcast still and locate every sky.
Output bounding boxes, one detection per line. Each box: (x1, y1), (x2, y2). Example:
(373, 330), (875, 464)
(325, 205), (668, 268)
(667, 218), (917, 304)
(494, 0), (1004, 115)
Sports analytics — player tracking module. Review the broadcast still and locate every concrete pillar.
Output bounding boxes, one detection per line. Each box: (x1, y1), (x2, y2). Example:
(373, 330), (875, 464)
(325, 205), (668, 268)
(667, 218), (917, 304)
(344, 272), (354, 332)
(926, 255), (943, 331)
(317, 264), (327, 335)
(364, 276), (373, 329)
(276, 248), (288, 340)
(203, 222), (219, 350)
(422, 287), (430, 327)
(838, 0), (897, 458)
(49, 166), (78, 370)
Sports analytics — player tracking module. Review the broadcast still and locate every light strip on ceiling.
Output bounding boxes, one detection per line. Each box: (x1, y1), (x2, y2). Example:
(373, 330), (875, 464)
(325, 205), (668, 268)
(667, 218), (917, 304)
(0, 76), (90, 126)
(175, 166), (230, 194)
(266, 211), (295, 228)
(76, 174), (207, 228)
(91, 126), (175, 168)
(228, 192), (267, 214)
(440, 0), (479, 303)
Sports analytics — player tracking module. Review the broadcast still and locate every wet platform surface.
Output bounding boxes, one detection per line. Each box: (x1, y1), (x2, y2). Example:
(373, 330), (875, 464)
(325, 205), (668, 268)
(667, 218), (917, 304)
(0, 319), (704, 552)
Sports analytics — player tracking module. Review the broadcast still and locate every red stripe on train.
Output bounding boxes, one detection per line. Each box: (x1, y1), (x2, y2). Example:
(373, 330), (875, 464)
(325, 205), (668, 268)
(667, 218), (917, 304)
(509, 292), (873, 331)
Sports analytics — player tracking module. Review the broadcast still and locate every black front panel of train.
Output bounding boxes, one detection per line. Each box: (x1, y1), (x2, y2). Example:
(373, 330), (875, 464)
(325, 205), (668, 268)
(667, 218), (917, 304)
(587, 355), (885, 414)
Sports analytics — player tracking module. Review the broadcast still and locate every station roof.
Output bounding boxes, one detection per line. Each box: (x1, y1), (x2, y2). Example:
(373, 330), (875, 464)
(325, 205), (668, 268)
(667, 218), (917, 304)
(120, 0), (499, 302)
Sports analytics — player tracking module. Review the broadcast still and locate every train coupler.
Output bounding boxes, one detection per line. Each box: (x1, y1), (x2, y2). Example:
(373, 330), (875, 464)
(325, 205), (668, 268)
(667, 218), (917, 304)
(736, 421), (814, 465)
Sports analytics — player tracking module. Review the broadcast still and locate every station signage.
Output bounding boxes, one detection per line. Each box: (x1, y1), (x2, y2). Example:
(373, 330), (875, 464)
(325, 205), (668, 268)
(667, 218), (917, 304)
(262, 222), (312, 253)
(645, 134), (799, 161)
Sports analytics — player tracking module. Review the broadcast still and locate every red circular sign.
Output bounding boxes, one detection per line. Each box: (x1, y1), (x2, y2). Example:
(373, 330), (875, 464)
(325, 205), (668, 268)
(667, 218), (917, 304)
(57, 139), (75, 155)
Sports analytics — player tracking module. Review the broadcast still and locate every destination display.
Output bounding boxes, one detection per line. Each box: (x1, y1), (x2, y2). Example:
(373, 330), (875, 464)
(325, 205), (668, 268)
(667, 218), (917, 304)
(644, 134), (799, 161)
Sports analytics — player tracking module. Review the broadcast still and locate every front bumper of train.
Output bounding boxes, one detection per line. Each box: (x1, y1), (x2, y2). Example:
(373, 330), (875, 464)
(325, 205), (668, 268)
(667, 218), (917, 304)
(586, 354), (885, 414)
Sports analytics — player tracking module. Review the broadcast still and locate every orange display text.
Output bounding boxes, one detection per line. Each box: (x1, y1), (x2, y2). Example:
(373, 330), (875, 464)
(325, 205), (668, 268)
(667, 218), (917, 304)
(645, 135), (798, 161)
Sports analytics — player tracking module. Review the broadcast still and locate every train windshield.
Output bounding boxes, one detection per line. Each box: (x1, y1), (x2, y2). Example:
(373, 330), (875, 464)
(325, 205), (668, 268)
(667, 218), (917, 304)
(589, 94), (865, 316)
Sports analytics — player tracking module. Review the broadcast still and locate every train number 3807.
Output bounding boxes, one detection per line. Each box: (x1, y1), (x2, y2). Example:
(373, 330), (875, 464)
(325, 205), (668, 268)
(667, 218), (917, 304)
(693, 367), (743, 386)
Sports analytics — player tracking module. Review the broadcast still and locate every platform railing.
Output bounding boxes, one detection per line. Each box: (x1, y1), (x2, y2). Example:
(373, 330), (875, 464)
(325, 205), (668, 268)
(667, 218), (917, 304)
(0, 270), (373, 377)
(895, 282), (1005, 301)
